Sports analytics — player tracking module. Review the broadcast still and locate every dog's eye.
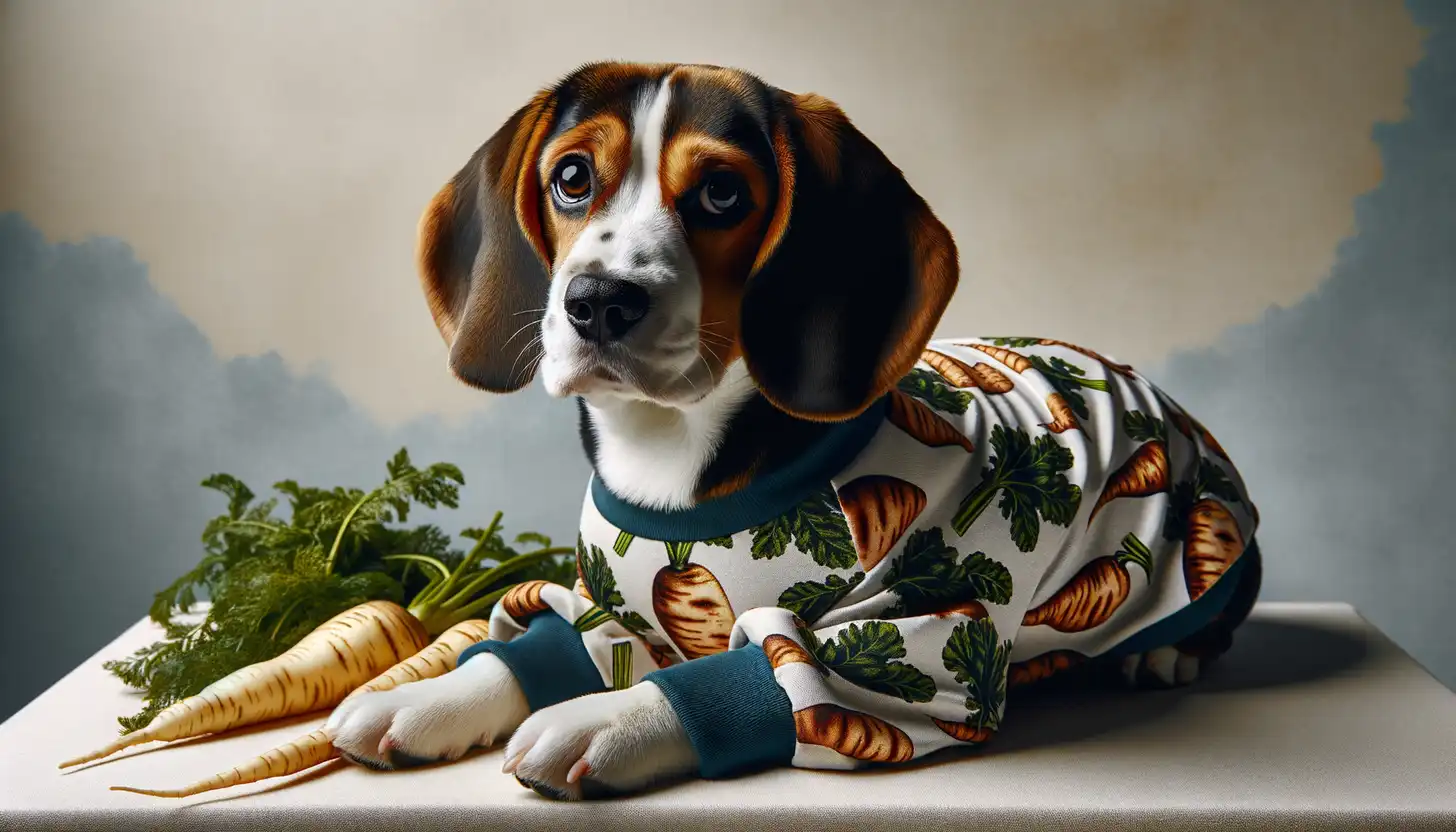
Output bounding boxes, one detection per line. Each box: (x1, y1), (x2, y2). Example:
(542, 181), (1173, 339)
(552, 157), (593, 205)
(698, 171), (742, 215)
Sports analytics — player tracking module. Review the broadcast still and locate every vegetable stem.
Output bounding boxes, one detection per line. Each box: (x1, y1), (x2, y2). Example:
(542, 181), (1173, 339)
(664, 540), (695, 570)
(432, 511), (503, 602)
(268, 596), (307, 642)
(406, 543), (573, 635)
(952, 477), (1001, 536)
(1114, 533), (1154, 581)
(323, 470), (426, 575)
(438, 585), (514, 629)
(437, 548), (574, 610)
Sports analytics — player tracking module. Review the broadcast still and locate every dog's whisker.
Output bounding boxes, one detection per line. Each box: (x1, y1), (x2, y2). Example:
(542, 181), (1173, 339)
(501, 317), (544, 351)
(508, 333), (546, 380)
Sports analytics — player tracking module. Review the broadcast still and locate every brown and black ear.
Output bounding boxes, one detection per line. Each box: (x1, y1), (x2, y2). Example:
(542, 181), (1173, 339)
(741, 92), (958, 421)
(417, 90), (557, 392)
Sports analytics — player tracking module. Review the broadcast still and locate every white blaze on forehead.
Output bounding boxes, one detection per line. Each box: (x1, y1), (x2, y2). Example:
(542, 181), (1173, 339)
(623, 75), (673, 215)
(557, 76), (680, 279)
(576, 75), (679, 277)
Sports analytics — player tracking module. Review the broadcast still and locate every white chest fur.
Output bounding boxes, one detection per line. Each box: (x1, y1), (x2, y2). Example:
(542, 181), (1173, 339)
(582, 361), (757, 510)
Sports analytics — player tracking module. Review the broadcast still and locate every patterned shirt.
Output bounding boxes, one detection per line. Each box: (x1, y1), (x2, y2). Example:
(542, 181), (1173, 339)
(459, 337), (1259, 777)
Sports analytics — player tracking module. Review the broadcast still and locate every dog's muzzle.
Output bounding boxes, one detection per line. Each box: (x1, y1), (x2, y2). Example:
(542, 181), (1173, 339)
(563, 274), (651, 346)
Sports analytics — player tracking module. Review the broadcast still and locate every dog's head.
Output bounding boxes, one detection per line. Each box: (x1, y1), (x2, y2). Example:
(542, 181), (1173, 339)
(418, 62), (957, 421)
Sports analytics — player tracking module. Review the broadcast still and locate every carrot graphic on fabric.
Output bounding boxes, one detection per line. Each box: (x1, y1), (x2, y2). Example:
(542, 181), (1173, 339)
(1022, 532), (1153, 632)
(1181, 500), (1245, 601)
(1008, 650), (1088, 690)
(762, 634), (826, 672)
(653, 540), (736, 659)
(500, 580), (552, 621)
(935, 616), (1011, 744)
(960, 342), (1110, 433)
(950, 425), (1081, 550)
(836, 475), (928, 571)
(929, 599), (989, 620)
(795, 704), (914, 763)
(1087, 411), (1171, 527)
(1163, 458), (1247, 601)
(921, 349), (1015, 393)
(886, 390), (974, 452)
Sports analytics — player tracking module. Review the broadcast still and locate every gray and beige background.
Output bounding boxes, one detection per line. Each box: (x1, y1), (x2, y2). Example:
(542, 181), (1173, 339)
(1, 0), (1451, 721)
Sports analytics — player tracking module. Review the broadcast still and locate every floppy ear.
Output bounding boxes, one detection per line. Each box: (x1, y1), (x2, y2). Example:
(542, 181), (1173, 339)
(740, 92), (958, 421)
(417, 90), (557, 392)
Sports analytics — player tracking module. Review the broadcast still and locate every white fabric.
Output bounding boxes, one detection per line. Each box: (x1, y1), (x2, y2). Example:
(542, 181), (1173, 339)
(4, 602), (1454, 831)
(572, 338), (1257, 767)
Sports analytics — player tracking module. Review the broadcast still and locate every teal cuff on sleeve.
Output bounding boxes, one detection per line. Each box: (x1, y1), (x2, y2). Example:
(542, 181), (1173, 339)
(643, 645), (796, 779)
(456, 612), (607, 711)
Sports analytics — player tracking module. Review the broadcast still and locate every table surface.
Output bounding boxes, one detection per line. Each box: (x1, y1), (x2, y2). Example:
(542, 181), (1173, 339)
(1, 602), (1453, 832)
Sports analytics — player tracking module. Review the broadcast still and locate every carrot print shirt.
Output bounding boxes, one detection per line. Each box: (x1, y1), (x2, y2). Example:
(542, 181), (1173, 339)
(458, 337), (1260, 778)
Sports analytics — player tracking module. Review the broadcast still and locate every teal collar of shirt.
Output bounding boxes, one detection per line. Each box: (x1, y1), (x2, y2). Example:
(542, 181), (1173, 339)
(590, 394), (891, 542)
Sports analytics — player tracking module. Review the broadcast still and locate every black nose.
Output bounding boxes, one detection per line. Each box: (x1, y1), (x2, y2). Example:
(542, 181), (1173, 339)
(563, 274), (650, 344)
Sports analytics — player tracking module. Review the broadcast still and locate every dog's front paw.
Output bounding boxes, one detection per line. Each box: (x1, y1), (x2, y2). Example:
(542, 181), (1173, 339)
(1120, 645), (1200, 689)
(503, 682), (698, 801)
(326, 652), (529, 770)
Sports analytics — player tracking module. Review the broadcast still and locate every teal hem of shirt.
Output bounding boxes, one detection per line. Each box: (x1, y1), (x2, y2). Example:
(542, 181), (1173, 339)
(1103, 538), (1258, 659)
(643, 645), (796, 779)
(591, 394), (891, 541)
(456, 613), (607, 712)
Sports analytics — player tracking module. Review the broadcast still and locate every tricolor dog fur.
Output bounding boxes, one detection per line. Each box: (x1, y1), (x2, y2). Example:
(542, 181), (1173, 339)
(326, 62), (1263, 800)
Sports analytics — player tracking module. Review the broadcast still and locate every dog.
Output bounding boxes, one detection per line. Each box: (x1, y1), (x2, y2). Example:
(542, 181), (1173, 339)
(325, 61), (1262, 801)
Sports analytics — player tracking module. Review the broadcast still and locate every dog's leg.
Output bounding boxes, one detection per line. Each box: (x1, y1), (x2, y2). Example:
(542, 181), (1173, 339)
(326, 651), (529, 769)
(503, 682), (698, 801)
(1121, 539), (1263, 690)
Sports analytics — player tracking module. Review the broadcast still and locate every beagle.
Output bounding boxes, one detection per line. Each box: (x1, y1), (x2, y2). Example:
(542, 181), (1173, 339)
(325, 61), (1262, 800)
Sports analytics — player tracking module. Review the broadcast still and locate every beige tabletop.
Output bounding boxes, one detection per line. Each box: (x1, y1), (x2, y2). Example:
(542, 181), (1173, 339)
(1, 601), (1453, 831)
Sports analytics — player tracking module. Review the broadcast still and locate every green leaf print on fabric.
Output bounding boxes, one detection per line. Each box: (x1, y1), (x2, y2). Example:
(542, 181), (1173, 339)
(897, 367), (972, 415)
(942, 617), (1012, 732)
(750, 514), (795, 560)
(951, 425), (1082, 550)
(790, 486), (858, 570)
(778, 572), (866, 623)
(748, 487), (856, 569)
(1122, 410), (1168, 444)
(611, 640), (634, 691)
(1163, 457), (1245, 541)
(1026, 354), (1108, 421)
(812, 621), (937, 703)
(575, 535), (651, 636)
(882, 528), (1013, 617)
(613, 531), (634, 557)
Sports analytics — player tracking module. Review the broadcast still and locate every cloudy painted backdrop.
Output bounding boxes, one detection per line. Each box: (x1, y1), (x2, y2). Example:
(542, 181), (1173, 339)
(0, 0), (1450, 721)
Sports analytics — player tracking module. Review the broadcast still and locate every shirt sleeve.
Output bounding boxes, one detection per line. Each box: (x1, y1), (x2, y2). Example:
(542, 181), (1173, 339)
(456, 576), (678, 712)
(643, 582), (1015, 777)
